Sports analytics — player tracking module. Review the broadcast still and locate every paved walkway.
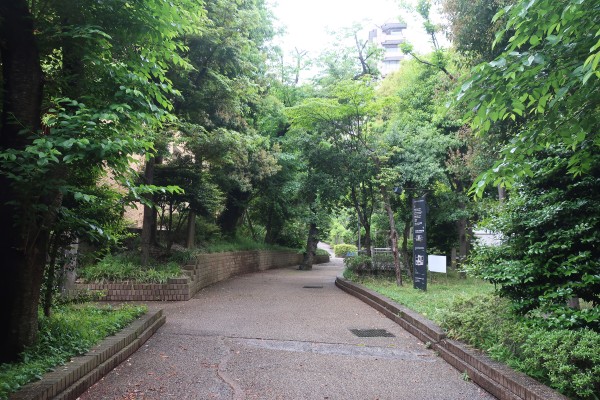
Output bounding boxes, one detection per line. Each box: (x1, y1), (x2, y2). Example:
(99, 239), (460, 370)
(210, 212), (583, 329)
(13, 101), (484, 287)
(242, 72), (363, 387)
(80, 256), (494, 400)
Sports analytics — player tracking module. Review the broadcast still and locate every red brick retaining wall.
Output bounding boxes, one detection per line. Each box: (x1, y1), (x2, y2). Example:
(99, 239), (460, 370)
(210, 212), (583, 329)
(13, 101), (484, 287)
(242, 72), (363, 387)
(73, 251), (329, 302)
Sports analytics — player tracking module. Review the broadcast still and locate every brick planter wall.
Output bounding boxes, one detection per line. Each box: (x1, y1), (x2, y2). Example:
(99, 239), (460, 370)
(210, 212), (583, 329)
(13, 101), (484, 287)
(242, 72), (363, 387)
(73, 251), (329, 302)
(10, 310), (165, 400)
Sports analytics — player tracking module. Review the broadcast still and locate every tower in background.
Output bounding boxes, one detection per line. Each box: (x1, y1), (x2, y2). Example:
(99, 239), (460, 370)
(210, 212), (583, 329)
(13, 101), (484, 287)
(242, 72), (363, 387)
(368, 21), (407, 77)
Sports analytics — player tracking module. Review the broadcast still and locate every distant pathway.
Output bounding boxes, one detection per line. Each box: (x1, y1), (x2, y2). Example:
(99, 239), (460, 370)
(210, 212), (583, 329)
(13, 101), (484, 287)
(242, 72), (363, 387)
(80, 256), (494, 399)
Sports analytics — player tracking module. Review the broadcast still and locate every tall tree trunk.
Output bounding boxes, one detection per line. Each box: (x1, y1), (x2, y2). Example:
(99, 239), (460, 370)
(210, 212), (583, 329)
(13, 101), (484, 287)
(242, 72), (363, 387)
(186, 210), (196, 249)
(0, 0), (47, 363)
(381, 187), (402, 286)
(401, 218), (413, 280)
(456, 201), (471, 263)
(299, 222), (318, 270)
(43, 234), (62, 317)
(217, 188), (251, 237)
(140, 157), (156, 267)
(350, 185), (373, 257)
(498, 185), (507, 203)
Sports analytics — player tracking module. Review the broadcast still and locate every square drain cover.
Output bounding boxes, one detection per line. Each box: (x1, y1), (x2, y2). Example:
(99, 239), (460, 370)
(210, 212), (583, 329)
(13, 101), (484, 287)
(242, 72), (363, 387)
(350, 328), (395, 338)
(303, 285), (323, 289)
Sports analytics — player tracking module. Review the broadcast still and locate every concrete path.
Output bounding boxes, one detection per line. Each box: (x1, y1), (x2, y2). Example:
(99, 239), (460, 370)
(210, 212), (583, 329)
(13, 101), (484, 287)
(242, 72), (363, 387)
(79, 257), (494, 400)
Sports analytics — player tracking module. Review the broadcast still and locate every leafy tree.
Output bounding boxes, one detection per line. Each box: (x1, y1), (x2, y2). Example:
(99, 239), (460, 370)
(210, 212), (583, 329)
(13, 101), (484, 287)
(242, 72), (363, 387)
(165, 0), (279, 240)
(458, 0), (600, 329)
(0, 0), (202, 362)
(441, 0), (514, 66)
(471, 150), (600, 330)
(380, 58), (474, 270)
(459, 0), (600, 193)
(287, 77), (382, 257)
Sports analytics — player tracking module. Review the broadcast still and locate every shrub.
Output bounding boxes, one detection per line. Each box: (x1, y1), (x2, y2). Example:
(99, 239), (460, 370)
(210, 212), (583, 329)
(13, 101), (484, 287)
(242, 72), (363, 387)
(520, 329), (600, 400)
(334, 244), (357, 257)
(315, 248), (329, 257)
(441, 294), (600, 399)
(344, 255), (372, 272)
(441, 294), (528, 360)
(78, 254), (182, 283)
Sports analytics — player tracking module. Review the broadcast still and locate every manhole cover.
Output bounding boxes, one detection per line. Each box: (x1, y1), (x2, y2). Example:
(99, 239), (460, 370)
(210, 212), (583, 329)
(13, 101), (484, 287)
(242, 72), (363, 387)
(303, 285), (323, 289)
(350, 329), (395, 338)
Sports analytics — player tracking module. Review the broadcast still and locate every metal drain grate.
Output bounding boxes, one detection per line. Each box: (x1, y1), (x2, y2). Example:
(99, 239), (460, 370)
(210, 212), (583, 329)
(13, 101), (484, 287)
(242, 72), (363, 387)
(303, 285), (323, 289)
(350, 328), (395, 338)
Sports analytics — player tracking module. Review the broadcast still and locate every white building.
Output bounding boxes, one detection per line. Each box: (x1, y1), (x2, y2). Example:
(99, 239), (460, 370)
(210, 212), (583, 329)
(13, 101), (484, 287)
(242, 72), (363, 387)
(368, 22), (407, 77)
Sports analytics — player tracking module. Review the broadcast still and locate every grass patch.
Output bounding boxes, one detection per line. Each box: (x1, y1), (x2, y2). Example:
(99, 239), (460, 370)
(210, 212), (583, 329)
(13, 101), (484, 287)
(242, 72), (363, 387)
(0, 303), (146, 399)
(356, 271), (494, 323)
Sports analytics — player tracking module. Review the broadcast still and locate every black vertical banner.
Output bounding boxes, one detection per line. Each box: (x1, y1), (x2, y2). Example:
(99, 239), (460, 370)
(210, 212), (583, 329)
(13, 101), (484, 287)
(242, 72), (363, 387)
(412, 197), (427, 291)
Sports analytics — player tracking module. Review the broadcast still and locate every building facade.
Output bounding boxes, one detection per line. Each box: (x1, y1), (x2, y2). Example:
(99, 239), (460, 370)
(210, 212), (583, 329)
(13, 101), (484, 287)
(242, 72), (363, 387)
(368, 21), (407, 77)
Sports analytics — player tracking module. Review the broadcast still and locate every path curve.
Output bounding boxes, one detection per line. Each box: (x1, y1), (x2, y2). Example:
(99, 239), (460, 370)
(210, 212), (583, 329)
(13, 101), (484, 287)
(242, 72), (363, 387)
(80, 257), (494, 400)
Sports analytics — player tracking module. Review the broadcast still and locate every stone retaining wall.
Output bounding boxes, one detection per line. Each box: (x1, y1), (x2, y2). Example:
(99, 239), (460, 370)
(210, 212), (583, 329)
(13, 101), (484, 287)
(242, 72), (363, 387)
(73, 251), (329, 302)
(335, 277), (568, 400)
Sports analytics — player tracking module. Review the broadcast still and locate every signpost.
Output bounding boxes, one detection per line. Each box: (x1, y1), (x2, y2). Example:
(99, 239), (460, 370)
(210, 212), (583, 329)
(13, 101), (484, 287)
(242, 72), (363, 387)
(412, 197), (427, 290)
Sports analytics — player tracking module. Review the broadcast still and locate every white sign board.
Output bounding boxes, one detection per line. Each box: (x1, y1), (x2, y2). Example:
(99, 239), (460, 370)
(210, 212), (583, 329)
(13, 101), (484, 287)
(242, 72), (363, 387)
(428, 255), (447, 273)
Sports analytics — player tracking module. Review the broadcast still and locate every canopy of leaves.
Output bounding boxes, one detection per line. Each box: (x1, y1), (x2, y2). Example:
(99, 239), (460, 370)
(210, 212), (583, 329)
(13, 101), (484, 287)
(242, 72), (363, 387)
(458, 0), (600, 194)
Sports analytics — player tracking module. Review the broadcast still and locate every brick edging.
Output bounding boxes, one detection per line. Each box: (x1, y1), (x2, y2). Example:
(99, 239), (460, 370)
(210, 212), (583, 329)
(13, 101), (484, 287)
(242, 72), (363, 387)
(10, 310), (166, 400)
(335, 277), (568, 400)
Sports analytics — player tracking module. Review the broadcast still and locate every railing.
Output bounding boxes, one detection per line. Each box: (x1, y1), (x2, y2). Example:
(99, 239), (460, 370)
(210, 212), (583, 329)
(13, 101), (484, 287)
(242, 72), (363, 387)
(371, 248), (397, 272)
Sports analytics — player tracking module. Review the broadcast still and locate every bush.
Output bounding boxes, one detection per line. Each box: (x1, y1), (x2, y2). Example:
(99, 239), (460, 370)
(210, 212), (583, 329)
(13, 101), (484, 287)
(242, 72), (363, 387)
(78, 254), (182, 283)
(333, 244), (357, 257)
(441, 294), (600, 399)
(441, 294), (527, 359)
(315, 248), (329, 257)
(520, 329), (600, 400)
(343, 255), (372, 273)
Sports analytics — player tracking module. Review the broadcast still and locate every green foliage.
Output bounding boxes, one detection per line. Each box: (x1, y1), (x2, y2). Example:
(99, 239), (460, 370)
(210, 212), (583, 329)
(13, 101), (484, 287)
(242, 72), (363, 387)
(520, 329), (600, 400)
(358, 273), (494, 322)
(343, 255), (373, 273)
(441, 0), (514, 65)
(441, 294), (600, 400)
(465, 153), (600, 331)
(459, 0), (600, 192)
(441, 295), (526, 358)
(0, 304), (146, 398)
(200, 235), (297, 253)
(314, 249), (330, 257)
(333, 244), (358, 257)
(78, 254), (182, 284)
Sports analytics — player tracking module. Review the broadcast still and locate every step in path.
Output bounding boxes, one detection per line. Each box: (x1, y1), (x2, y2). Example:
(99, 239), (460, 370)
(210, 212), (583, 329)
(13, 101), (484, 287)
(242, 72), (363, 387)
(78, 257), (494, 400)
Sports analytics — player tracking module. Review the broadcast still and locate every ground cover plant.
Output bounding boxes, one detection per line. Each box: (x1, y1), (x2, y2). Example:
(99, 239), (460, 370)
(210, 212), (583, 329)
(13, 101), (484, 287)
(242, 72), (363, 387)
(348, 272), (600, 399)
(0, 303), (146, 399)
(200, 235), (299, 254)
(78, 253), (183, 284)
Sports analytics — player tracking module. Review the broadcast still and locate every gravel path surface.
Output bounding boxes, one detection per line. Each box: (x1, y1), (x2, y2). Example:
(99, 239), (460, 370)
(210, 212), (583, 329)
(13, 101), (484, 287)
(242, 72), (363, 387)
(79, 255), (495, 400)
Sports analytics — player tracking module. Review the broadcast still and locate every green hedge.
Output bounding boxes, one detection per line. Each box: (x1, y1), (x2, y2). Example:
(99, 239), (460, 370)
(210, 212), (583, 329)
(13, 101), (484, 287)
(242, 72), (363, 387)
(333, 244), (357, 257)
